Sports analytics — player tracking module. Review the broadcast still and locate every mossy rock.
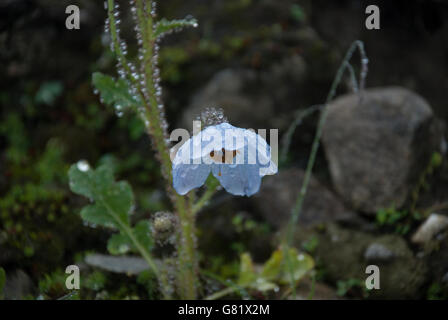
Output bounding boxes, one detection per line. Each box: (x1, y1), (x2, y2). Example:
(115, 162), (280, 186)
(292, 223), (428, 299)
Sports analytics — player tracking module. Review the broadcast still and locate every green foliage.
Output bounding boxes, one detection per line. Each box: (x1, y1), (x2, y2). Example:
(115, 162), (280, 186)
(0, 113), (28, 163)
(336, 278), (369, 298)
(38, 269), (70, 299)
(376, 206), (407, 225)
(427, 282), (448, 300)
(410, 151), (443, 213)
(231, 214), (269, 234)
(376, 206), (420, 235)
(107, 220), (153, 255)
(69, 161), (133, 228)
(118, 114), (146, 140)
(36, 139), (68, 185)
(35, 81), (64, 106)
(302, 236), (319, 254)
(154, 18), (198, 38)
(290, 4), (306, 23)
(237, 247), (314, 293)
(92, 72), (141, 114)
(137, 270), (158, 299)
(0, 114), (76, 271)
(70, 103), (106, 131)
(68, 160), (155, 271)
(84, 271), (107, 291)
(159, 47), (190, 83)
(228, 213), (271, 256)
(431, 152), (443, 168)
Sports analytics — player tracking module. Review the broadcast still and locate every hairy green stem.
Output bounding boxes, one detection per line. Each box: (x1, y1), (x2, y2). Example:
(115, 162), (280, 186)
(107, 0), (198, 299)
(134, 0), (197, 299)
(192, 188), (217, 215)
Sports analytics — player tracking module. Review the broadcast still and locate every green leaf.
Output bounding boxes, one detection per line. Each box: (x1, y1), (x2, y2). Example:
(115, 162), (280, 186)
(92, 72), (140, 112)
(107, 233), (132, 255)
(134, 220), (153, 252)
(260, 249), (283, 281)
(102, 181), (134, 224)
(154, 18), (198, 38)
(81, 203), (117, 228)
(107, 221), (152, 255)
(0, 267), (6, 296)
(237, 253), (256, 286)
(279, 248), (314, 284)
(68, 161), (114, 200)
(237, 252), (279, 293)
(251, 278), (278, 292)
(35, 81), (63, 106)
(68, 161), (133, 229)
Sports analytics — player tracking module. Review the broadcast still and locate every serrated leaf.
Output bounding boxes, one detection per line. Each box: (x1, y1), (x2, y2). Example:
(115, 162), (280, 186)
(92, 72), (140, 111)
(107, 233), (132, 255)
(154, 18), (198, 38)
(68, 161), (132, 229)
(68, 162), (114, 200)
(69, 159), (159, 276)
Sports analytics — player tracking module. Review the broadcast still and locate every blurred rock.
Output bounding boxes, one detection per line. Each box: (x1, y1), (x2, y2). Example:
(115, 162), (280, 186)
(182, 55), (307, 131)
(85, 254), (150, 275)
(411, 213), (448, 245)
(443, 272), (448, 284)
(293, 223), (428, 299)
(252, 168), (359, 228)
(364, 243), (396, 263)
(322, 87), (439, 213)
(3, 269), (34, 300)
(289, 278), (339, 300)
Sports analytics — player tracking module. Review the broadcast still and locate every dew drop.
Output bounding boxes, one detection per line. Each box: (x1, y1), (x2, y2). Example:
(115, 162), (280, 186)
(77, 160), (90, 172)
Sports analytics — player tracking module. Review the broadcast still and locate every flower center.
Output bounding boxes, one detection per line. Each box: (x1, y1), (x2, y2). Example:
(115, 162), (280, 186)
(209, 148), (239, 164)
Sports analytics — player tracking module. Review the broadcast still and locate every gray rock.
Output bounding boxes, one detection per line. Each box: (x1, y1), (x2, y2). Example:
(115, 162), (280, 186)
(411, 213), (448, 245)
(442, 272), (448, 284)
(291, 224), (428, 299)
(364, 243), (396, 262)
(289, 277), (339, 300)
(85, 254), (150, 275)
(252, 168), (359, 228)
(3, 269), (34, 300)
(322, 87), (439, 213)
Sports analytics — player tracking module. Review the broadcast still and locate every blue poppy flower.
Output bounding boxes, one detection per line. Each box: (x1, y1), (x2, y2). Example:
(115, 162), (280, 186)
(172, 122), (277, 196)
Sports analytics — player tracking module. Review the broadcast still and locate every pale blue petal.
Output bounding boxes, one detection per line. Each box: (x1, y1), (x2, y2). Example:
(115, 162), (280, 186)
(173, 163), (211, 195)
(212, 164), (261, 197)
(172, 121), (277, 196)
